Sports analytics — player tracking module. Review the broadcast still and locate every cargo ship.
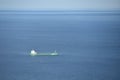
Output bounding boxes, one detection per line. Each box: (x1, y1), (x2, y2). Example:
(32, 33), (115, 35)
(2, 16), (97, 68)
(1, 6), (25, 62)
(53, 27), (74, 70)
(30, 50), (58, 56)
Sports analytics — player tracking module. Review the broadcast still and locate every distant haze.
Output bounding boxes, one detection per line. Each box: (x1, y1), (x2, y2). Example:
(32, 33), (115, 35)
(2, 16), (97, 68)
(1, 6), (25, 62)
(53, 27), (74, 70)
(0, 0), (120, 10)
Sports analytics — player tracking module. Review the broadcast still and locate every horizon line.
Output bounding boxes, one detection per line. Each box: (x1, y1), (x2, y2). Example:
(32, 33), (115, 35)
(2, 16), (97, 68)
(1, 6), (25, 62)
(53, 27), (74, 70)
(0, 9), (120, 12)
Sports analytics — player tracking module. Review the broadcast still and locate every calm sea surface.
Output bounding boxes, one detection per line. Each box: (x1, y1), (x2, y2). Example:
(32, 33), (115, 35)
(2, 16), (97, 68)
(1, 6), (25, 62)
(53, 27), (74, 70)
(0, 11), (120, 80)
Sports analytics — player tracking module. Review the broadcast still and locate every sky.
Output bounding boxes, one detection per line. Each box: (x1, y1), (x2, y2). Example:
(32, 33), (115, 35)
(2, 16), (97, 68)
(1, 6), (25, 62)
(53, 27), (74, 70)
(0, 0), (120, 10)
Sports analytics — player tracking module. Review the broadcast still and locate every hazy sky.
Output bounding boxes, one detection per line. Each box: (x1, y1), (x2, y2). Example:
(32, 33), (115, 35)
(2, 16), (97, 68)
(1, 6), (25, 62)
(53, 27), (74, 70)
(0, 0), (120, 10)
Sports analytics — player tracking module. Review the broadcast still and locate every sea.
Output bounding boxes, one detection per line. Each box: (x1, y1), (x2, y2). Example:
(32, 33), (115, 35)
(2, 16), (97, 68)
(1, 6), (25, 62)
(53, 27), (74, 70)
(0, 11), (120, 80)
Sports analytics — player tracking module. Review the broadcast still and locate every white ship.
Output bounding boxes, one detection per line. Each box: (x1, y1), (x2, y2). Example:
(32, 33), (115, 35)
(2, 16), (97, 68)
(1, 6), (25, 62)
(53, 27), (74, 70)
(30, 50), (58, 56)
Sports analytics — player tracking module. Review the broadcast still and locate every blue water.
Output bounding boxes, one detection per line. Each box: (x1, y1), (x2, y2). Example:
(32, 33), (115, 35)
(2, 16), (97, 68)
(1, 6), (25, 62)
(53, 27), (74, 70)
(0, 12), (120, 80)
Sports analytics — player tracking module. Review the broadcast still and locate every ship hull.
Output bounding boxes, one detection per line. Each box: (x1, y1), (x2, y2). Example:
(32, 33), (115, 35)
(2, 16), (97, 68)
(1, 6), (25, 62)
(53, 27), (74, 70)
(30, 52), (58, 56)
